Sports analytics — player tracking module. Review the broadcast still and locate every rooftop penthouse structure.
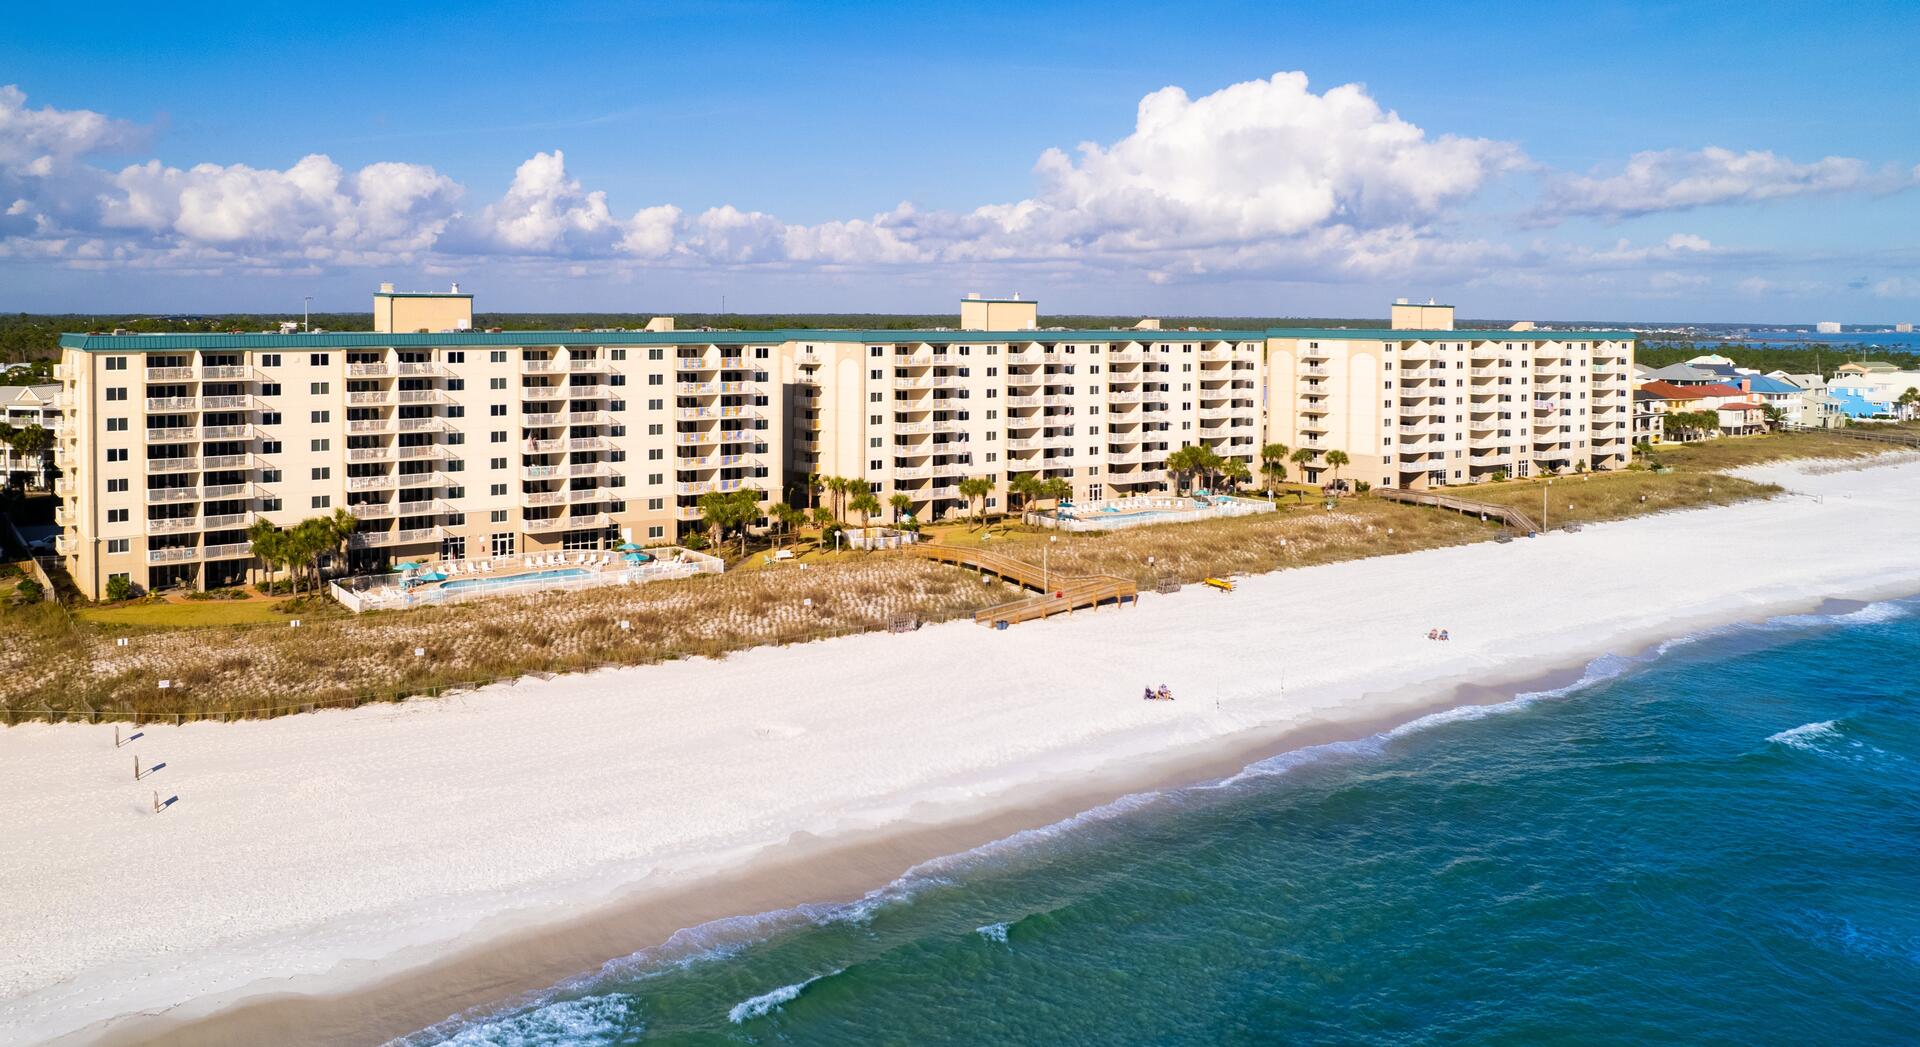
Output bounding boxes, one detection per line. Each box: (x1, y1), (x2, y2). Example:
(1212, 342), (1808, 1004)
(52, 288), (1633, 599)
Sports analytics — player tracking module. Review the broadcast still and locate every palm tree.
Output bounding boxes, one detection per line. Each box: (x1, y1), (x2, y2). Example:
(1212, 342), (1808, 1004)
(1220, 458), (1251, 492)
(888, 492), (913, 524)
(810, 505), (835, 532)
(956, 476), (992, 525)
(1007, 472), (1045, 517)
(246, 517), (280, 590)
(698, 489), (760, 557)
(11, 424), (52, 489)
(1289, 447), (1318, 499)
(1259, 442), (1290, 501)
(1038, 476), (1073, 509)
(848, 490), (882, 529)
(771, 502), (804, 546)
(804, 473), (825, 511)
(1325, 450), (1351, 491)
(824, 476), (852, 522)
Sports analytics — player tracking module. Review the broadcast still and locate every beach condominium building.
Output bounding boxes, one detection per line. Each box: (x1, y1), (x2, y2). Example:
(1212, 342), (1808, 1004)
(54, 287), (783, 598)
(1263, 304), (1635, 486)
(51, 287), (1630, 598)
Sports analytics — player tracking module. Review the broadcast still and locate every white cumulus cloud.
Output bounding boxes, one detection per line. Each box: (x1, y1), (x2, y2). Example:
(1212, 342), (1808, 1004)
(1537, 146), (1918, 223)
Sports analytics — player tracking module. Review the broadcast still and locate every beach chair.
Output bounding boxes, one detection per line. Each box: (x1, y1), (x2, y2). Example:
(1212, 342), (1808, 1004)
(481, 561), (493, 573)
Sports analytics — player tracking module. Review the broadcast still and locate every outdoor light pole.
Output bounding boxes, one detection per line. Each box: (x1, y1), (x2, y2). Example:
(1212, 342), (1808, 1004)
(1044, 535), (1056, 591)
(303, 296), (312, 332)
(1543, 479), (1551, 529)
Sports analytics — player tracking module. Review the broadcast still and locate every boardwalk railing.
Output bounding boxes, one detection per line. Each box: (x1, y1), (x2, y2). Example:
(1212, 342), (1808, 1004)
(1371, 487), (1541, 535)
(905, 543), (1138, 625)
(1781, 422), (1920, 449)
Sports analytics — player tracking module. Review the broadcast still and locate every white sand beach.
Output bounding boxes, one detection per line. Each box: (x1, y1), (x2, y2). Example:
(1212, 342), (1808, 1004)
(5, 458), (1920, 1045)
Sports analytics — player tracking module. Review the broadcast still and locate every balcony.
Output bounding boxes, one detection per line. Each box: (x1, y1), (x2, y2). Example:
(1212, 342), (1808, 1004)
(525, 512), (607, 532)
(391, 527), (440, 545)
(348, 447), (395, 463)
(566, 358), (607, 372)
(348, 531), (396, 549)
(564, 385), (613, 400)
(566, 488), (608, 504)
(202, 512), (253, 530)
(397, 417), (447, 433)
(521, 490), (567, 507)
(347, 475), (397, 492)
(147, 457), (201, 474)
(396, 472), (446, 489)
(396, 444), (443, 460)
(145, 516), (198, 535)
(347, 362), (394, 377)
(349, 502), (396, 519)
(347, 390), (394, 405)
(144, 366), (197, 382)
(396, 362), (443, 377)
(521, 359), (565, 375)
(146, 425), (199, 443)
(1300, 364), (1330, 377)
(200, 453), (250, 470)
(148, 546), (201, 564)
(396, 389), (445, 405)
(146, 396), (200, 412)
(200, 395), (251, 410)
(523, 438), (564, 454)
(203, 482), (253, 499)
(201, 424), (250, 440)
(1109, 390), (1146, 403)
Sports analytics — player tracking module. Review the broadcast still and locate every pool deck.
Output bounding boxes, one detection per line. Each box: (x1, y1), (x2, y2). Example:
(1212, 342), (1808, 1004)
(327, 548), (724, 612)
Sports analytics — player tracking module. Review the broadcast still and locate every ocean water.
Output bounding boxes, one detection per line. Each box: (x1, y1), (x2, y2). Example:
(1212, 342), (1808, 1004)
(404, 598), (1920, 1046)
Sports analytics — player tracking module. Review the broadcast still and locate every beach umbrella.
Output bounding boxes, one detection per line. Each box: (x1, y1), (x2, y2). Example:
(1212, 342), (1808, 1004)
(416, 570), (447, 582)
(394, 560), (425, 572)
(616, 541), (642, 551)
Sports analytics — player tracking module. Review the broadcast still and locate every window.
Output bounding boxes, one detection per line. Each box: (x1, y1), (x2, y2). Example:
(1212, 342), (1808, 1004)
(310, 382), (330, 395)
(261, 469), (281, 483)
(490, 482), (508, 496)
(648, 374), (663, 385)
(648, 398), (663, 411)
(105, 356), (127, 370)
(261, 440), (282, 455)
(311, 495), (331, 509)
(490, 351), (507, 364)
(446, 351), (465, 364)
(310, 438), (330, 452)
(310, 410), (330, 423)
(490, 404), (507, 416)
(107, 508), (128, 523)
(447, 378), (465, 391)
(261, 383), (282, 397)
(490, 456), (507, 469)
(611, 349), (627, 361)
(106, 387), (127, 401)
(647, 423), (663, 436)
(490, 377), (507, 390)
(648, 448), (663, 460)
(107, 478), (128, 492)
(107, 417), (127, 432)
(649, 473), (663, 485)
(309, 353), (330, 366)
(648, 349), (664, 361)
(108, 540), (129, 554)
(311, 466), (330, 480)
(491, 511), (509, 525)
(107, 448), (128, 462)
(647, 525), (665, 539)
(489, 430), (506, 443)
(262, 497), (282, 511)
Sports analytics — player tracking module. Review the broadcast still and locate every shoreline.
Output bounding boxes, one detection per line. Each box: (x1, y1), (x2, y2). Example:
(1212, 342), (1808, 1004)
(92, 585), (1915, 1047)
(9, 458), (1920, 1046)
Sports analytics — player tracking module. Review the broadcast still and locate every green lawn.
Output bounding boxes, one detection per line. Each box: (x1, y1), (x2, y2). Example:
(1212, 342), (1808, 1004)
(76, 599), (303, 629)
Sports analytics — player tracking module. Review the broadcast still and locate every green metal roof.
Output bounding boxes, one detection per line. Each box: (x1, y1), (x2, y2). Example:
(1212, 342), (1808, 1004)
(1264, 328), (1636, 342)
(57, 326), (1632, 352)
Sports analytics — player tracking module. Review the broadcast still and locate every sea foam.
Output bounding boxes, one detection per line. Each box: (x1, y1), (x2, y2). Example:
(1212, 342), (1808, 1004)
(727, 968), (842, 1024)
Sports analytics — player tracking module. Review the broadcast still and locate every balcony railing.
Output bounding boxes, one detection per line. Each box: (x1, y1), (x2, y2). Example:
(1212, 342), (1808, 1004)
(146, 396), (200, 412)
(144, 366), (197, 381)
(147, 457), (201, 473)
(347, 390), (393, 405)
(148, 546), (201, 564)
(348, 362), (394, 377)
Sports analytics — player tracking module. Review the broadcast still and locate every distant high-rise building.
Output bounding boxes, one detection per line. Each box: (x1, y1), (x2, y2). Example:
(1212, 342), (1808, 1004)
(1816, 321), (1843, 334)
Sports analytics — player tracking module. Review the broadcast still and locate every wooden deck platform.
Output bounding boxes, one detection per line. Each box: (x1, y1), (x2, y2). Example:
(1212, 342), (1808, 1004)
(905, 543), (1138, 625)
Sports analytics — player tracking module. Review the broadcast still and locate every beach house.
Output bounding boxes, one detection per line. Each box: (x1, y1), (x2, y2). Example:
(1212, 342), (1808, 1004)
(0, 383), (62, 488)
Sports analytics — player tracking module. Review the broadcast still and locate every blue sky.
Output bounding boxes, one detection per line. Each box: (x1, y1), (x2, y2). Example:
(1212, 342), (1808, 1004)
(3, 0), (1917, 322)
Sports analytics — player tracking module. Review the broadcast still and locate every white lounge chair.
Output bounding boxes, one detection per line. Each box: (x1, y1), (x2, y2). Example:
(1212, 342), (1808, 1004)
(481, 561), (493, 572)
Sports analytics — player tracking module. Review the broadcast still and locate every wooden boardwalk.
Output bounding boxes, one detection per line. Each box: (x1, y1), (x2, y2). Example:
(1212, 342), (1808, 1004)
(1371, 486), (1541, 535)
(1782, 423), (1920, 449)
(905, 543), (1138, 625)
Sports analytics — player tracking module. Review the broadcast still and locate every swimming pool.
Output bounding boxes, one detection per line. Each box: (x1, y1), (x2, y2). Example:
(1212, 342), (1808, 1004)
(436, 567), (589, 594)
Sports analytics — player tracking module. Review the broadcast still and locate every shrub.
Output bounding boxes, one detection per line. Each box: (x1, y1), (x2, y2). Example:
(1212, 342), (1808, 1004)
(14, 578), (44, 603)
(104, 575), (132, 602)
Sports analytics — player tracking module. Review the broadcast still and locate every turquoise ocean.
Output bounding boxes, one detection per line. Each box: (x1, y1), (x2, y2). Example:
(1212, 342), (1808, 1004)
(402, 596), (1920, 1045)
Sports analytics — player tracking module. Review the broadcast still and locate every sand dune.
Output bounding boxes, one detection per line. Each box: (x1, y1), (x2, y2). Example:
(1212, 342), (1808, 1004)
(4, 458), (1919, 1044)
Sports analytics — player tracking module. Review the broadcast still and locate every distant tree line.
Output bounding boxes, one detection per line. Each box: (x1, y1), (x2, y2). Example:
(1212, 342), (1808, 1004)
(1638, 341), (1920, 379)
